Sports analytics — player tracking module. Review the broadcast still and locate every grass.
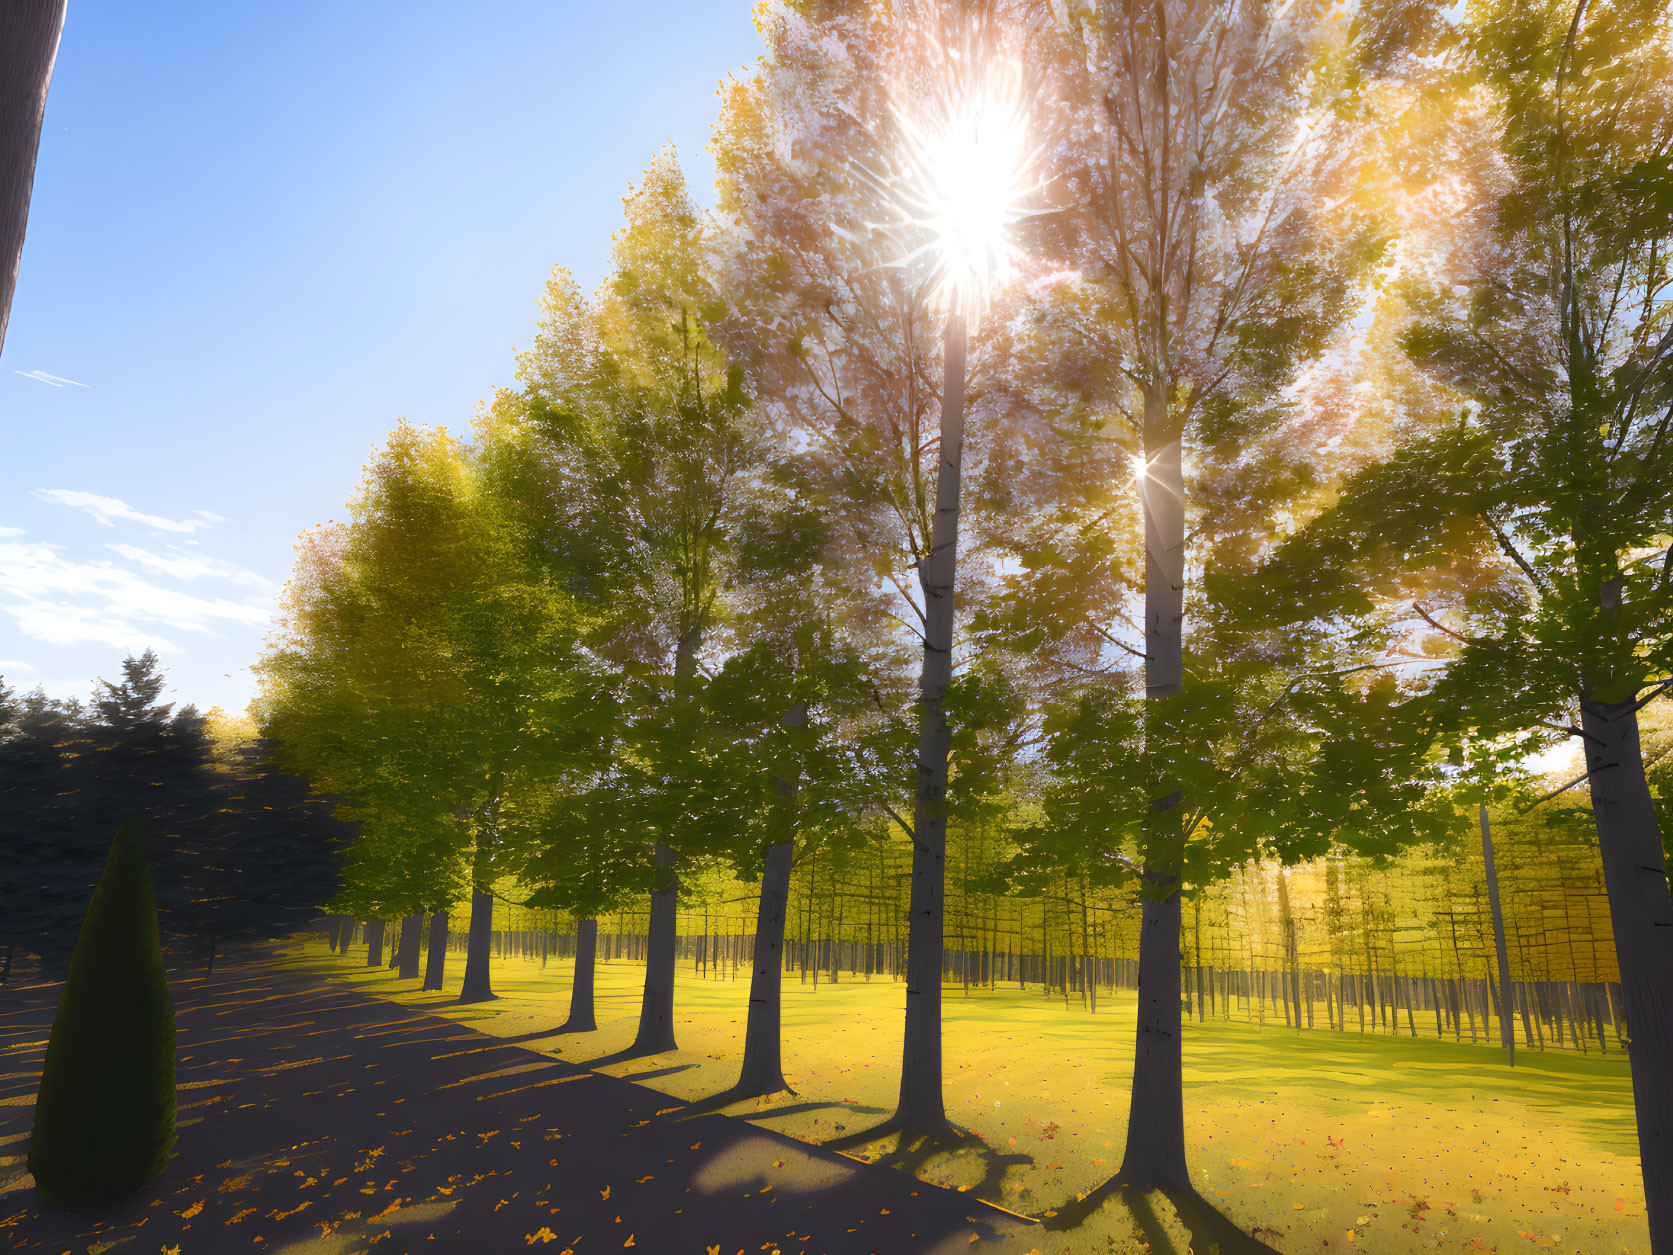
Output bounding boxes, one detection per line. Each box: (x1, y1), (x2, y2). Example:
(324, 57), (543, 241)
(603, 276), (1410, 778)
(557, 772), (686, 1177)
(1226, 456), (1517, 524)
(277, 939), (1649, 1255)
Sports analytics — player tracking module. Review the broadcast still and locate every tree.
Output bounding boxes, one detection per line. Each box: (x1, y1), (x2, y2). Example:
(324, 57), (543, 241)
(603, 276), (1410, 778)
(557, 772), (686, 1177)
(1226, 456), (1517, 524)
(28, 818), (176, 1212)
(0, 655), (343, 976)
(0, 0), (66, 353)
(494, 147), (760, 1055)
(1023, 0), (1390, 1191)
(1275, 1), (1673, 1239)
(696, 619), (893, 1098)
(711, 0), (1048, 1140)
(258, 421), (597, 1005)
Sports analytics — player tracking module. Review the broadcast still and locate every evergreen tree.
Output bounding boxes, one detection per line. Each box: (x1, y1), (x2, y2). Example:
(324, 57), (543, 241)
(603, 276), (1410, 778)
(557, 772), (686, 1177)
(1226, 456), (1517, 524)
(28, 818), (176, 1212)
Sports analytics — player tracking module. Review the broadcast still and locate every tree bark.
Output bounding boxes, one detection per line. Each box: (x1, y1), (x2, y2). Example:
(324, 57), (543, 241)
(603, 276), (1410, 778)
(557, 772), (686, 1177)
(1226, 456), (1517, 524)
(423, 911), (447, 991)
(459, 888), (496, 1003)
(632, 842), (680, 1053)
(734, 841), (794, 1096)
(1121, 860), (1186, 1187)
(365, 919), (385, 967)
(397, 914), (422, 980)
(1119, 381), (1190, 1191)
(0, 0), (65, 354)
(562, 917), (598, 1031)
(1480, 800), (1515, 1062)
(1580, 694), (1673, 1251)
(895, 310), (967, 1138)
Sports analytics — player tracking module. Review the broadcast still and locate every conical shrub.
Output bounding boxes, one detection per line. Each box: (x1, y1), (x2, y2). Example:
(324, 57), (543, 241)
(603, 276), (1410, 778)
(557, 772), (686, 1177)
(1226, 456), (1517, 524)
(29, 817), (177, 1210)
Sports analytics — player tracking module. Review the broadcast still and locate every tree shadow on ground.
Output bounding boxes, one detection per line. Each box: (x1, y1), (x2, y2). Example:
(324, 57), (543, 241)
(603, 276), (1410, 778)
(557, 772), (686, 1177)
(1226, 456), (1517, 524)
(673, 1089), (880, 1123)
(581, 1043), (686, 1068)
(490, 1027), (585, 1045)
(822, 1121), (1039, 1220)
(1044, 1178), (1284, 1255)
(613, 1063), (699, 1083)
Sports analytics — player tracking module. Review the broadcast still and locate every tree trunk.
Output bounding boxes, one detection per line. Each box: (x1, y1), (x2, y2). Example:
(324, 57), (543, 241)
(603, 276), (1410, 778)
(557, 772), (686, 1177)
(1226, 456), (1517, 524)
(1192, 895), (1205, 1023)
(459, 888), (496, 1003)
(387, 920), (400, 967)
(0, 0), (66, 353)
(423, 911), (447, 991)
(735, 841), (794, 1096)
(1480, 800), (1516, 1063)
(563, 918), (597, 1031)
(895, 311), (967, 1139)
(365, 919), (385, 967)
(1276, 869), (1301, 1032)
(1582, 693), (1673, 1255)
(632, 842), (680, 1054)
(397, 914), (421, 980)
(1118, 382), (1189, 1190)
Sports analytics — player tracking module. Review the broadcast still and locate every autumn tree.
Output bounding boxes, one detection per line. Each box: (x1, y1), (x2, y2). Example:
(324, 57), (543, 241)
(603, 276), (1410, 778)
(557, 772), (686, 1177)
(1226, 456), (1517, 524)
(1006, 0), (1405, 1195)
(711, 0), (1049, 1141)
(1271, 1), (1673, 1240)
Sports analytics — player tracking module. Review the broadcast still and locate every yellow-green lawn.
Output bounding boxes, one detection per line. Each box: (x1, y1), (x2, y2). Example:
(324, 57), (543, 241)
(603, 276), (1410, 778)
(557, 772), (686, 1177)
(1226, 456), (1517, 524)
(278, 940), (1648, 1255)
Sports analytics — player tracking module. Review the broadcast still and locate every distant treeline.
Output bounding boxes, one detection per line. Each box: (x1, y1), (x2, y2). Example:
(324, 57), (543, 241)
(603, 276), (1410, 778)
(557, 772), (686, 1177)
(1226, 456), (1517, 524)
(0, 651), (350, 979)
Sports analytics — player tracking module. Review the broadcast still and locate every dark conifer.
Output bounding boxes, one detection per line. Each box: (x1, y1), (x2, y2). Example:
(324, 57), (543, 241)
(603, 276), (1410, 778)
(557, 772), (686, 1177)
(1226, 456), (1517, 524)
(28, 818), (176, 1211)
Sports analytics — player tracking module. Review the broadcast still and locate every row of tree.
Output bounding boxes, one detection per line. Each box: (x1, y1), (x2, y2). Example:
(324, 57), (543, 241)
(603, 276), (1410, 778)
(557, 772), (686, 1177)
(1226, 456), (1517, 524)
(259, 0), (1673, 1245)
(0, 653), (345, 978)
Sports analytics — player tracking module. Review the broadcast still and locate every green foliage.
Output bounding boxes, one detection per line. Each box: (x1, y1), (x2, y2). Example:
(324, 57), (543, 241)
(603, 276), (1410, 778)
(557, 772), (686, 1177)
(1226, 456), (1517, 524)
(29, 819), (176, 1211)
(257, 421), (602, 920)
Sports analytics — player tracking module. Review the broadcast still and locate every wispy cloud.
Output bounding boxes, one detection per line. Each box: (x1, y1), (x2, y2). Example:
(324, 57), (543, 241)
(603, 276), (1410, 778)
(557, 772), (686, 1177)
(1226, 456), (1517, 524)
(0, 536), (272, 654)
(34, 489), (214, 533)
(0, 659), (39, 674)
(106, 542), (272, 588)
(0, 526), (22, 538)
(15, 370), (90, 388)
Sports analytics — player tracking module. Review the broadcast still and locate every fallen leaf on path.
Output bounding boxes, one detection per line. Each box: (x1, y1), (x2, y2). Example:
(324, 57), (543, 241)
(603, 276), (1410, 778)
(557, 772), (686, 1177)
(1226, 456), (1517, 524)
(526, 1229), (558, 1245)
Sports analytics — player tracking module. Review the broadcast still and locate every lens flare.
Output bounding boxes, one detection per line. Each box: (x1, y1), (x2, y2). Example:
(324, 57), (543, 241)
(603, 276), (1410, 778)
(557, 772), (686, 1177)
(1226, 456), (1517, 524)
(854, 26), (1042, 320)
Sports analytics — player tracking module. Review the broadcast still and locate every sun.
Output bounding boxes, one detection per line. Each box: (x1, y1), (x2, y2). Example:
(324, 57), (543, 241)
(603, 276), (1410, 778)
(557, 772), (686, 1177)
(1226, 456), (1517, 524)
(892, 57), (1036, 315)
(862, 27), (1040, 320)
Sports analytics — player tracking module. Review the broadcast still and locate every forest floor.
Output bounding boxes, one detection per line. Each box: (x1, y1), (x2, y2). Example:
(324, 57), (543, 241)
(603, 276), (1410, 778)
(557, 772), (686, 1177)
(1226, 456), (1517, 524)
(281, 941), (1652, 1255)
(0, 950), (1029, 1255)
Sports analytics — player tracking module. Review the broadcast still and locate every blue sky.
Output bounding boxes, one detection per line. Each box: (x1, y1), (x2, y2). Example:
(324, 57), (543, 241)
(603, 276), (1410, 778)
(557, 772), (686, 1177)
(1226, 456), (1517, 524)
(1, 1), (763, 716)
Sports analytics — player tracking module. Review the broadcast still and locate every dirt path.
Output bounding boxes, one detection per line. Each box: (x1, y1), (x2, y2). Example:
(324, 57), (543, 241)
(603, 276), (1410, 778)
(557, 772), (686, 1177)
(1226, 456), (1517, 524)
(0, 956), (1027, 1255)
